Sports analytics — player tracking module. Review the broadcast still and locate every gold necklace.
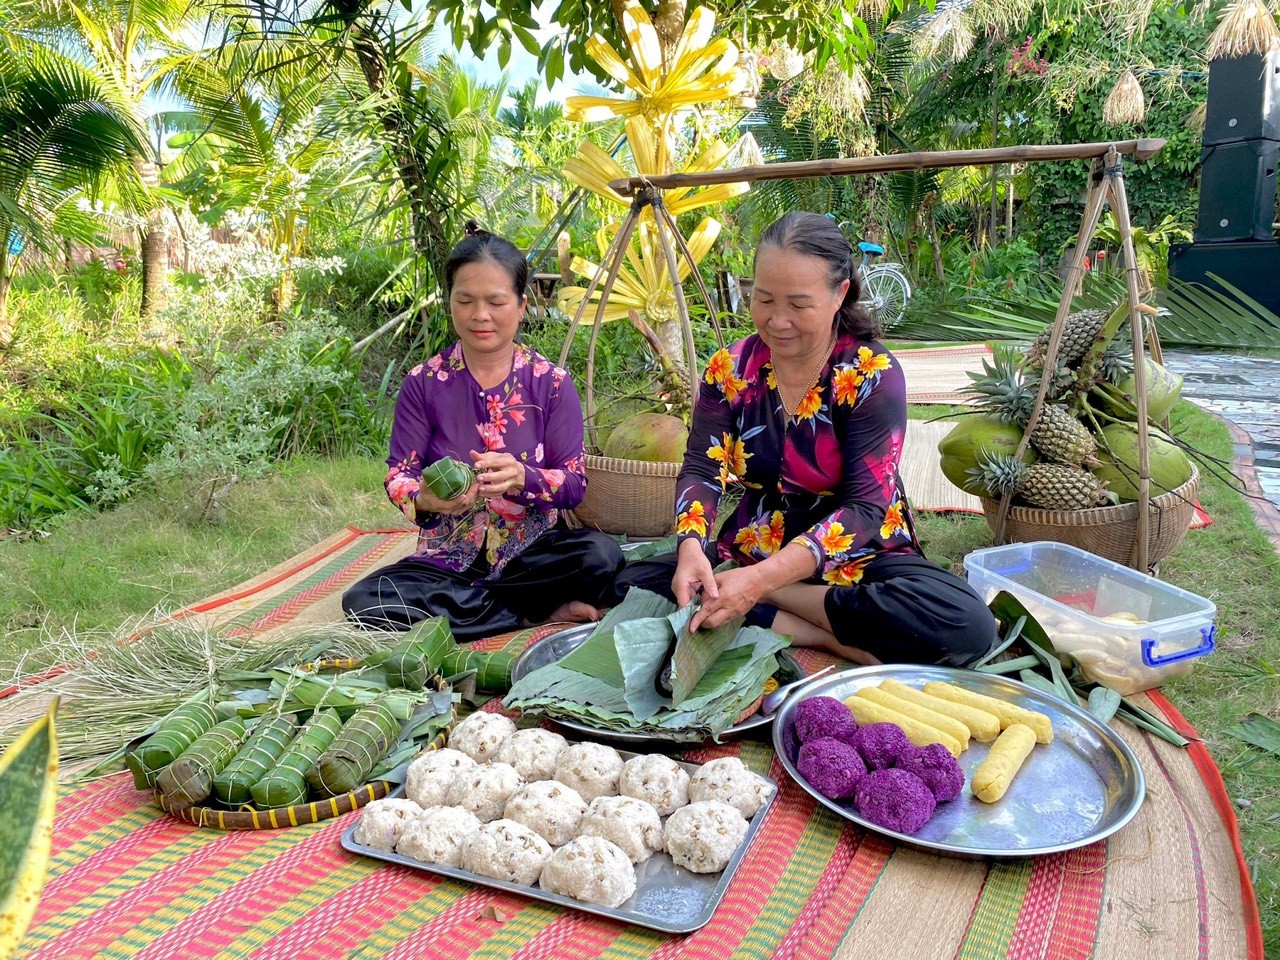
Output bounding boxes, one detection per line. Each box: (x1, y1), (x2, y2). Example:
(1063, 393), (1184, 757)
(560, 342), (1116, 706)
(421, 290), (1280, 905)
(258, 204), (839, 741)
(774, 332), (837, 418)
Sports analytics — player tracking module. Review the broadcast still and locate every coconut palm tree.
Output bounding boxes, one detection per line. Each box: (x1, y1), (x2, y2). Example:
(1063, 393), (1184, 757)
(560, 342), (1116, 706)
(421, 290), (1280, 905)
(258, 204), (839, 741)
(0, 39), (148, 342)
(7, 0), (201, 318)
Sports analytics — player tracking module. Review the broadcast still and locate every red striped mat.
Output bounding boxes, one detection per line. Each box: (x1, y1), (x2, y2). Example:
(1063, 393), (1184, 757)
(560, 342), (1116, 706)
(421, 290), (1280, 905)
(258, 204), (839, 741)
(11, 528), (1263, 960)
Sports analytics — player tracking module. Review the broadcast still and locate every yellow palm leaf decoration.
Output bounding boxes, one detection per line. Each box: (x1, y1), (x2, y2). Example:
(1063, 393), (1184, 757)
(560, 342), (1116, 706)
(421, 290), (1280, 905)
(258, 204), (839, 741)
(562, 119), (748, 214)
(564, 5), (744, 124)
(559, 219), (721, 324)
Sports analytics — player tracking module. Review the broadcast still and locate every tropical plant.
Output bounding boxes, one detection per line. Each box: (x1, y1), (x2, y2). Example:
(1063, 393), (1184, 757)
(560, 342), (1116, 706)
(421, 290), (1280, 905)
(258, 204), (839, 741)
(1088, 212), (1193, 290)
(7, 0), (205, 318)
(0, 40), (147, 338)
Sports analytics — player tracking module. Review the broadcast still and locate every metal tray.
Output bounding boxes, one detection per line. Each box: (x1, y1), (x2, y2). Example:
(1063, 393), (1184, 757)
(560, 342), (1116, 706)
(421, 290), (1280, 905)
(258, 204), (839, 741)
(340, 751), (778, 934)
(508, 623), (804, 746)
(773, 664), (1146, 858)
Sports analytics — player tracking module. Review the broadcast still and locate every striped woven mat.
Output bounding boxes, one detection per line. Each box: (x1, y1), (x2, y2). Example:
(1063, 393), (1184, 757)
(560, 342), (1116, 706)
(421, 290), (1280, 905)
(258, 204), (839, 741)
(14, 528), (1262, 960)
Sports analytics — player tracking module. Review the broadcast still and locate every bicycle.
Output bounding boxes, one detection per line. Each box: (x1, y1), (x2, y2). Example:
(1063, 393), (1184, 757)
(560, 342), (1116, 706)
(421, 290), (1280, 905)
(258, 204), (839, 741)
(828, 216), (913, 331)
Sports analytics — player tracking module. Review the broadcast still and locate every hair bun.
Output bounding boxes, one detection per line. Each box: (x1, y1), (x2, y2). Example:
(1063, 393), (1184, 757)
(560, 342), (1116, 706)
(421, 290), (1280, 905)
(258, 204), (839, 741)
(464, 220), (489, 238)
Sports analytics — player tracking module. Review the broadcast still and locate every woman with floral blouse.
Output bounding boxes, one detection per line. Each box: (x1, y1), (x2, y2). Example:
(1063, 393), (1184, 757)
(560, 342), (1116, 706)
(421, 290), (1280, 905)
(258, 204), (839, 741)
(616, 212), (996, 666)
(342, 223), (624, 641)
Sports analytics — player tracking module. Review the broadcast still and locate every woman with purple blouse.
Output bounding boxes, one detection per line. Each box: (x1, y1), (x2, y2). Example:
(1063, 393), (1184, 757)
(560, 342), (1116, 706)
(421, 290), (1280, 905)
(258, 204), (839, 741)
(616, 213), (996, 666)
(342, 224), (624, 640)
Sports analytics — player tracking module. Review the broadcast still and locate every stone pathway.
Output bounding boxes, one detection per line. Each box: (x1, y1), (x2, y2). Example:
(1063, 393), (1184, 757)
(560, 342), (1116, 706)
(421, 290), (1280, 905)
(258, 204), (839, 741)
(1165, 350), (1280, 550)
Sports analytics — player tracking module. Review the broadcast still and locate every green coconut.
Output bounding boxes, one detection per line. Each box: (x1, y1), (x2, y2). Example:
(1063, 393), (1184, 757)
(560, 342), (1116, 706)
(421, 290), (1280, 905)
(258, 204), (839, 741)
(1092, 357), (1184, 423)
(1092, 422), (1193, 501)
(938, 416), (1038, 498)
(603, 413), (690, 462)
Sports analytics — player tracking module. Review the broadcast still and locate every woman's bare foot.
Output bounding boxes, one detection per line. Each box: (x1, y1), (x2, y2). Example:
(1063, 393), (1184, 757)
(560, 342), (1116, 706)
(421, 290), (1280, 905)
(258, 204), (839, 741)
(540, 601), (603, 625)
(772, 611), (882, 666)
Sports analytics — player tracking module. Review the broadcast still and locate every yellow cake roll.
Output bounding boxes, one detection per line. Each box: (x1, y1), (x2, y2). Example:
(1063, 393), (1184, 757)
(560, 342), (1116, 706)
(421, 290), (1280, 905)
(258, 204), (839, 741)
(921, 681), (1054, 745)
(878, 678), (1002, 743)
(854, 687), (971, 751)
(842, 695), (963, 758)
(971, 723), (1037, 802)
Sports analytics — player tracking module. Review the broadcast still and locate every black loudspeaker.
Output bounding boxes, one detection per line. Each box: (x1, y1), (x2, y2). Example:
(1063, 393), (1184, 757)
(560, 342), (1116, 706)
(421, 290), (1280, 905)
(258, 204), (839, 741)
(1194, 139), (1279, 242)
(1168, 241), (1280, 316)
(1204, 52), (1280, 145)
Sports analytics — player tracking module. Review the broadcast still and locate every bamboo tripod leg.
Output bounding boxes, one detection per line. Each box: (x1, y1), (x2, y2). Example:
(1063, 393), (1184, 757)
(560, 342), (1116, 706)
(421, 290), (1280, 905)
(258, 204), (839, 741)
(991, 159), (1113, 545)
(1107, 155), (1154, 572)
(653, 202), (726, 350)
(652, 197), (701, 401)
(558, 200), (643, 370)
(585, 208), (644, 446)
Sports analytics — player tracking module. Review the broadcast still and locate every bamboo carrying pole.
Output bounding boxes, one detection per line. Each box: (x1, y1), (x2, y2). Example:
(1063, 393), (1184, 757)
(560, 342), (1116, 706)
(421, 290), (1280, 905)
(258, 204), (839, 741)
(565, 142), (1165, 570)
(608, 140), (1166, 194)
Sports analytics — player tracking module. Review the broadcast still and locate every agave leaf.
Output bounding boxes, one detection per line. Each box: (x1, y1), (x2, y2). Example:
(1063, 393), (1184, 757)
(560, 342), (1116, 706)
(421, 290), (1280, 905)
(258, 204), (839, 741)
(0, 702), (57, 958)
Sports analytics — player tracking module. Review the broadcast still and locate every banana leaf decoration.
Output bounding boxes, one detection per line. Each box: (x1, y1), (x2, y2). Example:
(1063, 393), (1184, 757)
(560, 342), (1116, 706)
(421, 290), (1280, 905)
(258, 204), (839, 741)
(126, 700), (218, 788)
(0, 701), (57, 958)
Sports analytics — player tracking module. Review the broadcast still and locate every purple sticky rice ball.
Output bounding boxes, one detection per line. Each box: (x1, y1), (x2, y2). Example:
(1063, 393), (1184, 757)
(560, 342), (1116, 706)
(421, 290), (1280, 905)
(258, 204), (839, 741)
(793, 696), (857, 745)
(847, 722), (912, 771)
(796, 737), (867, 800)
(854, 768), (937, 835)
(895, 743), (965, 803)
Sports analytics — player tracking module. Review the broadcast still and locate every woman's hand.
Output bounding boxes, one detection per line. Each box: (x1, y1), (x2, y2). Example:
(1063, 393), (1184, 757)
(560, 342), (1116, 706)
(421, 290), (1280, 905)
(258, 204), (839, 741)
(673, 537), (718, 608)
(690, 566), (765, 632)
(414, 480), (478, 517)
(471, 450), (526, 499)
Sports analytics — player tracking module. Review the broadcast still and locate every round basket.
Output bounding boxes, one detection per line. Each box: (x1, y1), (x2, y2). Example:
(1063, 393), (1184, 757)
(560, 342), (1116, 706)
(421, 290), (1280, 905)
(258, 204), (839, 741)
(980, 465), (1200, 568)
(573, 454), (680, 537)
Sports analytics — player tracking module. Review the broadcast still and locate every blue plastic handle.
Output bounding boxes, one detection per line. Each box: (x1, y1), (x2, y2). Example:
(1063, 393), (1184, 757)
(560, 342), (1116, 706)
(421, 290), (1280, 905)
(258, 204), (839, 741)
(1141, 625), (1216, 667)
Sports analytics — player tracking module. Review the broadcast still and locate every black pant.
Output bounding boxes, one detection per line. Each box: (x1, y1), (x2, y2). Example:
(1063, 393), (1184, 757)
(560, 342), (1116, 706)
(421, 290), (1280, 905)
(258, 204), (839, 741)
(614, 549), (996, 667)
(341, 529), (625, 642)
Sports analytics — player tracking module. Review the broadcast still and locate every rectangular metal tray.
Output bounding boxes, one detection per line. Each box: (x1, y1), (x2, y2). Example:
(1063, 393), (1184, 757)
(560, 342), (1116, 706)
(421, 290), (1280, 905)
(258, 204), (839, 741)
(340, 750), (777, 934)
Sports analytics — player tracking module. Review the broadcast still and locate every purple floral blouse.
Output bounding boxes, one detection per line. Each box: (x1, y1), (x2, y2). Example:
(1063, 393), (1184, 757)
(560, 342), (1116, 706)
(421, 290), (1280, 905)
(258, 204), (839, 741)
(675, 332), (918, 585)
(385, 341), (588, 577)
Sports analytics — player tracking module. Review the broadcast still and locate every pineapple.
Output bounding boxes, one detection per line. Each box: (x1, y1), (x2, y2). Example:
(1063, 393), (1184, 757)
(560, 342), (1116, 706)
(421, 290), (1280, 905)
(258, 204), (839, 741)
(1032, 404), (1097, 466)
(969, 454), (1109, 511)
(1025, 308), (1108, 367)
(1020, 463), (1109, 510)
(964, 348), (1034, 425)
(966, 350), (1097, 465)
(1099, 336), (1134, 386)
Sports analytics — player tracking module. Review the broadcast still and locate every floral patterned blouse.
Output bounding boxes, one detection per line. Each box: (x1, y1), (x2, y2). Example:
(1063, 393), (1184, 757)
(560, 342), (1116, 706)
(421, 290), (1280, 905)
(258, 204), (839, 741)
(384, 341), (588, 577)
(675, 332), (918, 586)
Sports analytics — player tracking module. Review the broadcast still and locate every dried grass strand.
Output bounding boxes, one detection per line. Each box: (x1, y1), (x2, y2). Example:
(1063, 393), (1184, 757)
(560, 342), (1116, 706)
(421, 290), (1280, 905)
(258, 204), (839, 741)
(1104, 70), (1148, 125)
(1208, 0), (1280, 60)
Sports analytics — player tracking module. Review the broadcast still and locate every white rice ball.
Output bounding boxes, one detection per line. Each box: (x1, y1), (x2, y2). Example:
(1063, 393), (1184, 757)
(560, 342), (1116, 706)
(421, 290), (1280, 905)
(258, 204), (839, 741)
(405, 748), (477, 807)
(578, 795), (664, 864)
(446, 761), (525, 822)
(448, 711), (517, 763)
(664, 800), (748, 874)
(554, 742), (623, 802)
(461, 818), (553, 885)
(618, 754), (690, 817)
(503, 780), (588, 847)
(688, 756), (769, 818)
(352, 798), (422, 851)
(539, 836), (637, 908)
(497, 728), (569, 782)
(395, 805), (481, 867)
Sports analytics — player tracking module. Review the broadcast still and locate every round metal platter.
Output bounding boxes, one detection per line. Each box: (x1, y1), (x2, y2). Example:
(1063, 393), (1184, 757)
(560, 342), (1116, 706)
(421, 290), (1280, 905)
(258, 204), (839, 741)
(773, 665), (1146, 858)
(510, 622), (804, 745)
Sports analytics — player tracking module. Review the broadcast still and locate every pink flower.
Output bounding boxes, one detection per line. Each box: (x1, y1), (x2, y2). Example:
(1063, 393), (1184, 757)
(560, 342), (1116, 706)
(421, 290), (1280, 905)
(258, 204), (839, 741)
(542, 468), (565, 491)
(535, 443), (545, 462)
(477, 422), (506, 450)
(533, 359), (551, 377)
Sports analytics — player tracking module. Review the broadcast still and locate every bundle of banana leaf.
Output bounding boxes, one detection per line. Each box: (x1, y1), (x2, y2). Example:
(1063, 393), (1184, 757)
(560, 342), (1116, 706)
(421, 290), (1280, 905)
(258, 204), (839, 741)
(978, 592), (1189, 746)
(504, 588), (790, 741)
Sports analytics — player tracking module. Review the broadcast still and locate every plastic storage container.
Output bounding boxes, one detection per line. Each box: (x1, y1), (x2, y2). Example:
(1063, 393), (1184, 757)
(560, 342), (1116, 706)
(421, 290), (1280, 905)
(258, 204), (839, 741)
(963, 541), (1217, 696)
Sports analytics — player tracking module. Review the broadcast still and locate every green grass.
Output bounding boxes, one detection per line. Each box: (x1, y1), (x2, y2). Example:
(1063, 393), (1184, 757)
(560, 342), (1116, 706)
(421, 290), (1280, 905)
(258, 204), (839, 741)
(0, 457), (397, 674)
(2, 402), (1278, 951)
(915, 401), (1280, 951)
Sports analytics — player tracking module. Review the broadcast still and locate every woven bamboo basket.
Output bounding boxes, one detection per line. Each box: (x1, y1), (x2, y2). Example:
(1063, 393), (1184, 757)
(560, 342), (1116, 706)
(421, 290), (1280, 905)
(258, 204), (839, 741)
(572, 454), (680, 537)
(980, 466), (1200, 568)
